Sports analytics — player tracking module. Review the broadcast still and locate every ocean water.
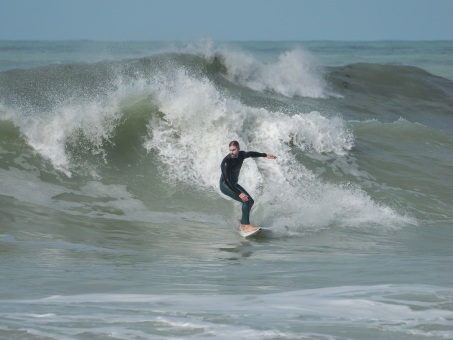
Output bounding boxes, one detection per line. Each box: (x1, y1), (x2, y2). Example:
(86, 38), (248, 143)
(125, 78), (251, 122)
(1, 40), (453, 339)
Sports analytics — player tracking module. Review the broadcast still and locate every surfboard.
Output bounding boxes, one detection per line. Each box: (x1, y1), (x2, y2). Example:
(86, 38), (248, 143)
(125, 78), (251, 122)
(240, 227), (263, 238)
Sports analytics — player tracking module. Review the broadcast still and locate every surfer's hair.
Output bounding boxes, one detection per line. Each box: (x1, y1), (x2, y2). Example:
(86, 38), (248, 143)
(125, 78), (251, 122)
(229, 140), (240, 148)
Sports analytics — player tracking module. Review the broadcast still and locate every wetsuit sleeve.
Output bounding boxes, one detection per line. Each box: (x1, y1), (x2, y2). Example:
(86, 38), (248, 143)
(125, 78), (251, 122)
(243, 151), (267, 158)
(221, 158), (242, 195)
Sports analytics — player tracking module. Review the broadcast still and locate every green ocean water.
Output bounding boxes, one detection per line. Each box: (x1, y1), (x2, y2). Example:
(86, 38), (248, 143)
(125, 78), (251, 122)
(1, 40), (453, 339)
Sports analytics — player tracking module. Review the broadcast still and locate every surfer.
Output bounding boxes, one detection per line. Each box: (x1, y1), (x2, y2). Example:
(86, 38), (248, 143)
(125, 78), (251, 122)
(220, 141), (277, 234)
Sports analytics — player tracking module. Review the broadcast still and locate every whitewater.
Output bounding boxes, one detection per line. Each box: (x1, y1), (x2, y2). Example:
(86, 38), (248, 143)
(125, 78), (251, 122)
(1, 40), (453, 339)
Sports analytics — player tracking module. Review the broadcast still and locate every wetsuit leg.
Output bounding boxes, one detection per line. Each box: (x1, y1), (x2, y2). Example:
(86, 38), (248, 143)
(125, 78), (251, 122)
(219, 179), (254, 225)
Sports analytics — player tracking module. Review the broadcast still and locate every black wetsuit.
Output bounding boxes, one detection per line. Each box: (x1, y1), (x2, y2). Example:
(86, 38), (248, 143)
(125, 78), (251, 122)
(219, 151), (266, 224)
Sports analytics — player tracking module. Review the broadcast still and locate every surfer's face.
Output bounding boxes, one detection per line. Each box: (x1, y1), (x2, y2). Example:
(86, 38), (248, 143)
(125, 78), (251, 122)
(229, 145), (240, 158)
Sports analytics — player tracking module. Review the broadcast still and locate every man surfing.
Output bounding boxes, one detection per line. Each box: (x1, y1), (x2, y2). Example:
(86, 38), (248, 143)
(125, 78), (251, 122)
(220, 141), (277, 236)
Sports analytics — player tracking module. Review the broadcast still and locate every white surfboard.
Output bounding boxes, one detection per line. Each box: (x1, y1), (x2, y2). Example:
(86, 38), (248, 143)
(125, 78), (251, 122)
(240, 227), (263, 238)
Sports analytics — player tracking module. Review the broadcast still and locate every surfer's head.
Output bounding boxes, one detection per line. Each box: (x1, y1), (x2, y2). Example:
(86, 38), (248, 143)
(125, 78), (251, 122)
(229, 140), (240, 158)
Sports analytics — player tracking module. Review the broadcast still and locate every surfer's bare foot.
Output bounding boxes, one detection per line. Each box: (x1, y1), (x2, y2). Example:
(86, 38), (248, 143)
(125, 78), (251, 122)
(240, 224), (260, 233)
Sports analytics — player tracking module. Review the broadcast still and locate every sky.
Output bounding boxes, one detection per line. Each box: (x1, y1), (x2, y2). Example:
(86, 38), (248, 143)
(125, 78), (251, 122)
(1, 0), (453, 41)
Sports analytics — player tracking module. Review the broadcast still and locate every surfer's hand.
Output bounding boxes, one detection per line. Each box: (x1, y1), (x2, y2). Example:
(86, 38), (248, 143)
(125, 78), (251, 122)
(267, 154), (277, 159)
(239, 193), (249, 202)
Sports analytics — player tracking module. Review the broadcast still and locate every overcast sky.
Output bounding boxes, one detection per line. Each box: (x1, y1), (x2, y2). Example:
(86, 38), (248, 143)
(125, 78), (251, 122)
(1, 0), (453, 41)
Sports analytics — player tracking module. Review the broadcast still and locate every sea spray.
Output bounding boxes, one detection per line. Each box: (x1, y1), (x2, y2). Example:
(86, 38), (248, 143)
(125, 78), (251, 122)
(221, 48), (328, 98)
(186, 42), (329, 98)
